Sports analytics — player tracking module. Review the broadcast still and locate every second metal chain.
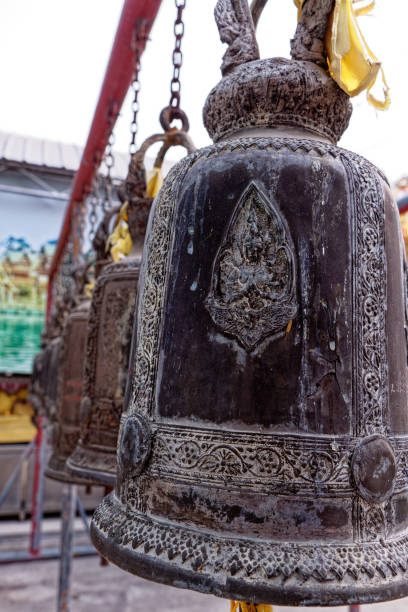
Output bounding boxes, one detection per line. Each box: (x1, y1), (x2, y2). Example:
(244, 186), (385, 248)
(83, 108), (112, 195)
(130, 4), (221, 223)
(169, 0), (186, 110)
(130, 21), (149, 155)
(102, 105), (117, 212)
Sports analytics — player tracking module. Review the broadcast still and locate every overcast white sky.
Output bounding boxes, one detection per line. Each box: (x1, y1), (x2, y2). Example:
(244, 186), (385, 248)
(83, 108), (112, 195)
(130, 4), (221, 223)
(0, 0), (407, 184)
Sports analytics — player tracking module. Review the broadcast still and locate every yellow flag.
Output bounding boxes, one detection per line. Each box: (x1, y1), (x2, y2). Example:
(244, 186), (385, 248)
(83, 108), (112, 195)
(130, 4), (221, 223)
(293, 0), (302, 20)
(293, 0), (390, 109)
(106, 168), (162, 261)
(230, 602), (273, 612)
(106, 202), (132, 262)
(146, 166), (163, 198)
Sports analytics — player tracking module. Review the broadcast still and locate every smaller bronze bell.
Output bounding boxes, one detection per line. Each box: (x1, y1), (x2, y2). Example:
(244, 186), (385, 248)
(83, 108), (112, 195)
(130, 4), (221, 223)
(67, 130), (195, 485)
(43, 334), (63, 423)
(29, 336), (49, 418)
(45, 295), (91, 484)
(45, 208), (120, 484)
(30, 297), (67, 421)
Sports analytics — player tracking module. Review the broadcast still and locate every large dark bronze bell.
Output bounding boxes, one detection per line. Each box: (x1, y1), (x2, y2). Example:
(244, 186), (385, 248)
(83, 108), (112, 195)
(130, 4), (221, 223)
(67, 132), (195, 486)
(91, 1), (408, 606)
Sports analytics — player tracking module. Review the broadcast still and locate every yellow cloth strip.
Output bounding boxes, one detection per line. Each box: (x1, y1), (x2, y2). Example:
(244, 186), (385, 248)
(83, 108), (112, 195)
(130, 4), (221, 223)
(293, 0), (390, 109)
(106, 202), (132, 262)
(106, 167), (163, 261)
(230, 602), (273, 612)
(146, 166), (163, 198)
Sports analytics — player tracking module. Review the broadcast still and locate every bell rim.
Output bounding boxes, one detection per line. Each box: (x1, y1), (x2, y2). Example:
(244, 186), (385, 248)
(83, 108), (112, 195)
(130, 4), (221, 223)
(91, 493), (408, 607)
(45, 452), (97, 487)
(66, 450), (116, 487)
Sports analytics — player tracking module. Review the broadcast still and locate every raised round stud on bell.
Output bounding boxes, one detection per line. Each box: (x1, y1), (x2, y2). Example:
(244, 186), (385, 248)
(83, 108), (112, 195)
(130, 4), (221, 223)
(91, 1), (408, 606)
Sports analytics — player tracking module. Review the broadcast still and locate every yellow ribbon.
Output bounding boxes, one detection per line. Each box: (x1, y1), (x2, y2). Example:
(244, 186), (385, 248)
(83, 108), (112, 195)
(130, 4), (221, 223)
(294, 0), (390, 109)
(146, 166), (164, 198)
(106, 167), (163, 261)
(230, 602), (273, 612)
(106, 202), (132, 262)
(85, 281), (95, 298)
(293, 0), (303, 20)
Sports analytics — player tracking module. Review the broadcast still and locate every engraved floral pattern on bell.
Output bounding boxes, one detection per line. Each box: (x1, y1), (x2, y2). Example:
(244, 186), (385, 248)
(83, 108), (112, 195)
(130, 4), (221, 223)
(205, 182), (297, 350)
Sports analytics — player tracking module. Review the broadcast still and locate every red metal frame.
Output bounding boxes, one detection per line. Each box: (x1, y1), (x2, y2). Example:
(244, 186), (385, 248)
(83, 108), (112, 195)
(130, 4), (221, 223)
(47, 0), (163, 319)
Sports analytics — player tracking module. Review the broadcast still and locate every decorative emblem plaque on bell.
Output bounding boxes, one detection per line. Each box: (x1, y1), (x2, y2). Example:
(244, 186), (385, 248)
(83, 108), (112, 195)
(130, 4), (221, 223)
(92, 0), (408, 606)
(67, 131), (195, 486)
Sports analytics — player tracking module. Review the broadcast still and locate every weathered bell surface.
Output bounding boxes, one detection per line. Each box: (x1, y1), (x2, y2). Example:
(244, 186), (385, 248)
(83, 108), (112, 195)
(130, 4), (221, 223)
(45, 209), (119, 484)
(91, 1), (408, 606)
(30, 297), (67, 421)
(67, 132), (194, 485)
(45, 293), (92, 484)
(66, 197), (152, 486)
(43, 334), (63, 423)
(29, 336), (49, 418)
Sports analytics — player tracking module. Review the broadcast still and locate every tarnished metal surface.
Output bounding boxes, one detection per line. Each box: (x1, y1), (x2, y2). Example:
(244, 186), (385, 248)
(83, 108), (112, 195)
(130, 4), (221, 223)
(29, 313), (64, 424)
(66, 260), (140, 486)
(92, 134), (408, 605)
(29, 345), (49, 418)
(67, 129), (194, 486)
(45, 300), (91, 485)
(91, 1), (408, 605)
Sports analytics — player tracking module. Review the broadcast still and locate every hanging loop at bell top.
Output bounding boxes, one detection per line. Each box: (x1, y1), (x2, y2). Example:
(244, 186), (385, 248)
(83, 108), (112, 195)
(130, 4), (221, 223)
(123, 128), (195, 203)
(109, 129), (195, 262)
(159, 105), (189, 134)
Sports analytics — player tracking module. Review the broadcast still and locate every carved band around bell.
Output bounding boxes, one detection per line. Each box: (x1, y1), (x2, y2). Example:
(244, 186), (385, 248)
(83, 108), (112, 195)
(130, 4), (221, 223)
(136, 423), (407, 497)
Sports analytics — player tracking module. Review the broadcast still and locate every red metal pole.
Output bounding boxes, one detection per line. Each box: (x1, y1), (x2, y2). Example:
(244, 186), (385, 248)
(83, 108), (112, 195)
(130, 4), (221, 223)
(29, 416), (46, 556)
(47, 0), (163, 320)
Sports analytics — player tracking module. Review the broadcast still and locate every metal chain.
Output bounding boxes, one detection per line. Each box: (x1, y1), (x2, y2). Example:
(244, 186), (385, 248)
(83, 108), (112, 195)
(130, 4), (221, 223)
(102, 125), (115, 212)
(88, 173), (99, 240)
(129, 21), (148, 155)
(72, 202), (85, 260)
(169, 0), (186, 110)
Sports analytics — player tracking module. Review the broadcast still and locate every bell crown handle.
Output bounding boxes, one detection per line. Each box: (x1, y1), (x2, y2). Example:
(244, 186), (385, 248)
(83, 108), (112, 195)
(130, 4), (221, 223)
(249, 0), (268, 30)
(121, 125), (195, 204)
(214, 0), (260, 76)
(217, 0), (334, 72)
(123, 133), (167, 203)
(153, 129), (196, 171)
(290, 0), (334, 68)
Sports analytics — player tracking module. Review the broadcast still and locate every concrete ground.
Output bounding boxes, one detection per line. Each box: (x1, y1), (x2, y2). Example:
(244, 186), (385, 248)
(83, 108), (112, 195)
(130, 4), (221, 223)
(1, 520), (408, 612)
(1, 555), (408, 612)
